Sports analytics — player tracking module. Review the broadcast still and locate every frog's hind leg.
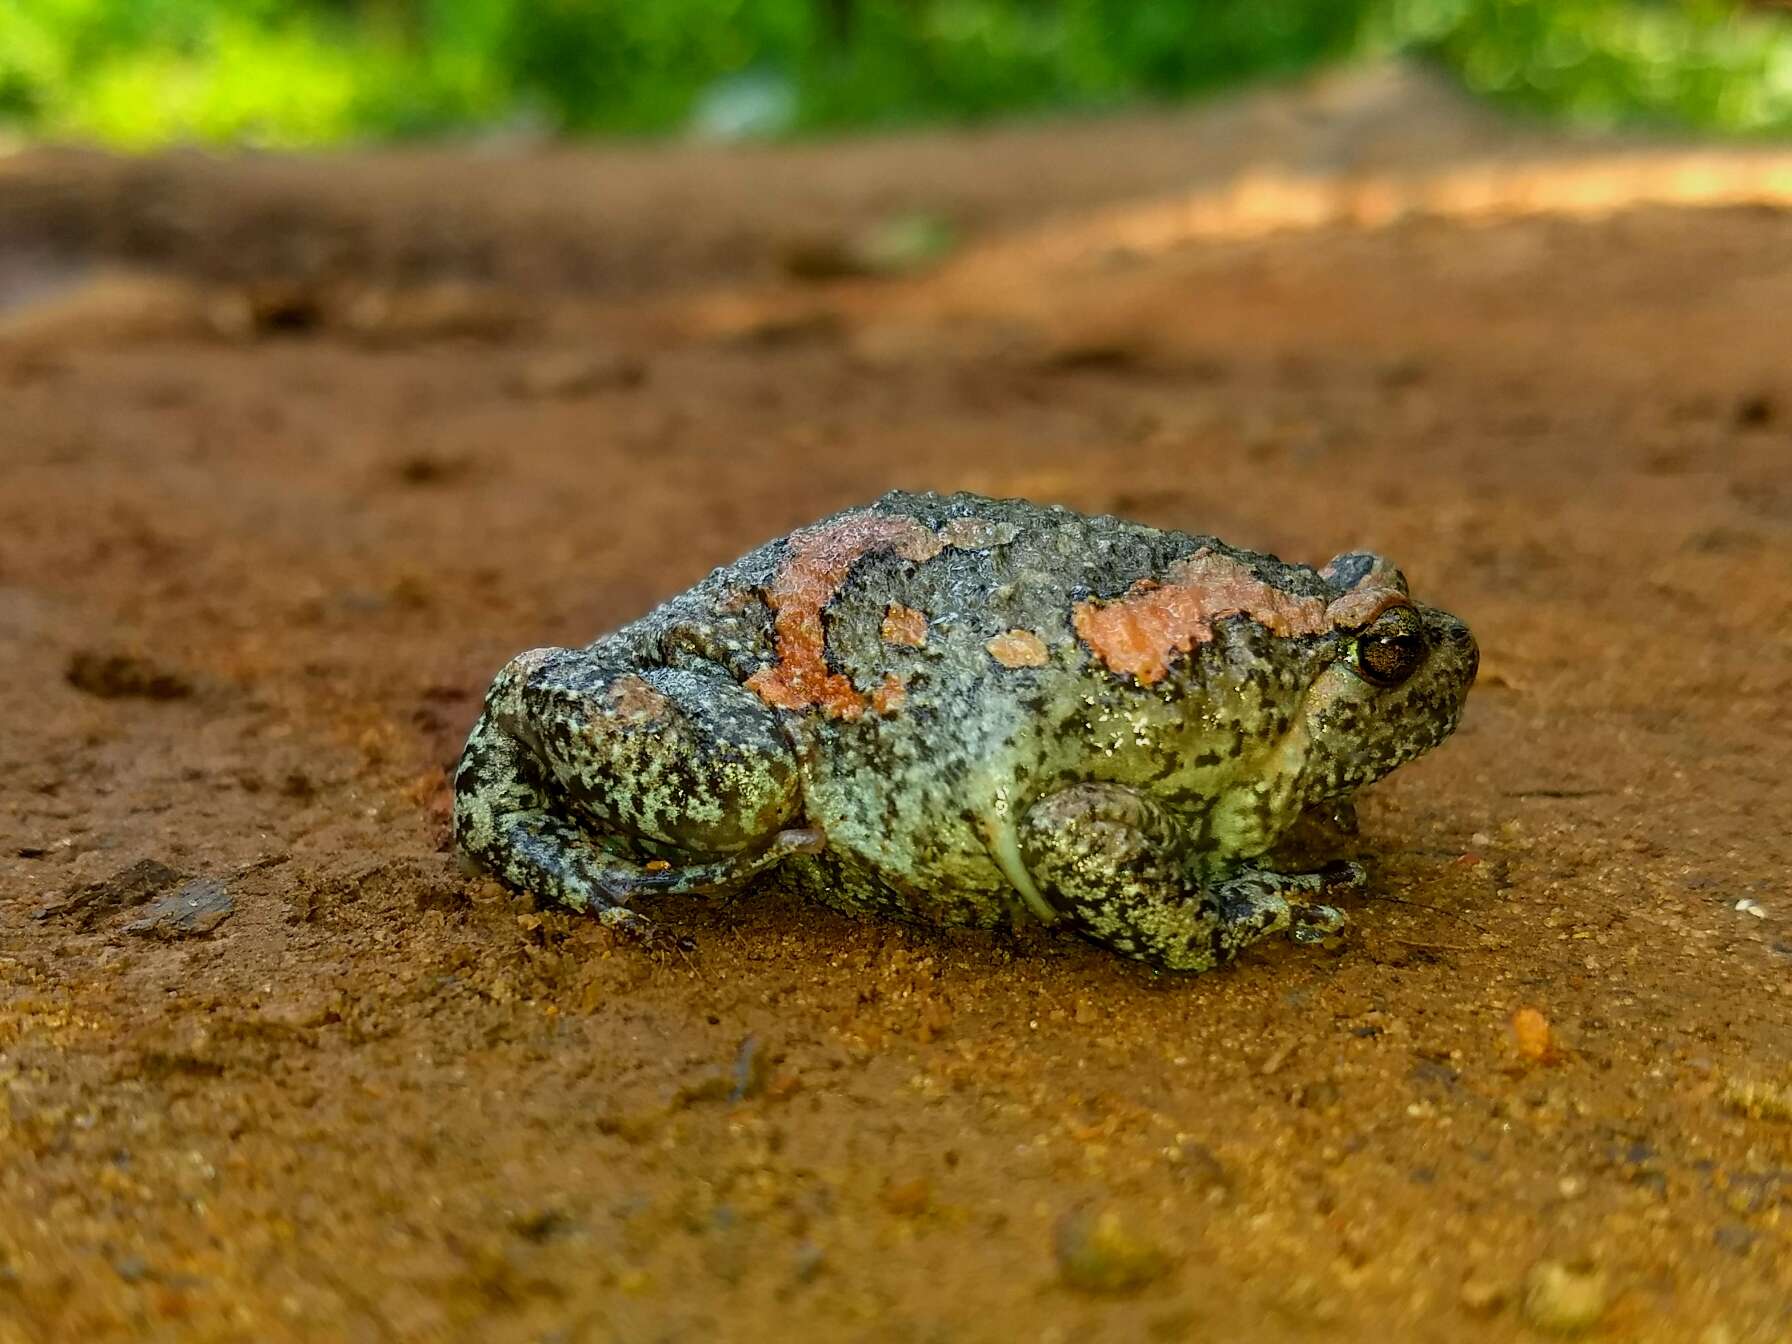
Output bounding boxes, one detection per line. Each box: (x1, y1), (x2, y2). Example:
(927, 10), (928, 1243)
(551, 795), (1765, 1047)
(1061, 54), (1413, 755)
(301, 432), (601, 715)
(453, 646), (813, 935)
(1016, 783), (1359, 973)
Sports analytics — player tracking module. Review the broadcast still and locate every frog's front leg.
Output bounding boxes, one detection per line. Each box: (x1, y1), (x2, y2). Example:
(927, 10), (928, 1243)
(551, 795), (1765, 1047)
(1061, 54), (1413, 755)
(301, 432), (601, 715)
(453, 646), (817, 934)
(1016, 783), (1358, 973)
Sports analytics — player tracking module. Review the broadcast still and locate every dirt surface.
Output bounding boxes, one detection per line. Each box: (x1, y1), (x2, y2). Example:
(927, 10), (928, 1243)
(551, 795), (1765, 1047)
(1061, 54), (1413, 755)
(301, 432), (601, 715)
(3, 66), (1790, 1344)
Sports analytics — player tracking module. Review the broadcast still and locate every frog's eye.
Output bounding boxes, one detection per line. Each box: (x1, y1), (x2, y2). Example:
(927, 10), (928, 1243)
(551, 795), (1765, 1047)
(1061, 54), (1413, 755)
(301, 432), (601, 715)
(1350, 605), (1428, 688)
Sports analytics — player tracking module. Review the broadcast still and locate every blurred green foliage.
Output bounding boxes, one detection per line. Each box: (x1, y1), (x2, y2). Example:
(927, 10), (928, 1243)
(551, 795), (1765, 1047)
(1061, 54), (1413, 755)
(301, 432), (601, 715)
(2, 0), (1791, 148)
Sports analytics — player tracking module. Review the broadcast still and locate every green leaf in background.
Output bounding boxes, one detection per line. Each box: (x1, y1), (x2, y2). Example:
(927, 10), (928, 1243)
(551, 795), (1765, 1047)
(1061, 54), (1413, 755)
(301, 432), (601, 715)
(2, 0), (1790, 149)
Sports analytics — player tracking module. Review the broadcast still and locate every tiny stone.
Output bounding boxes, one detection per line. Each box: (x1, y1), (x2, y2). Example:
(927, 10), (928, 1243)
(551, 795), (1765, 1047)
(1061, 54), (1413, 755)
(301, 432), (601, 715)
(1712, 1224), (1754, 1256)
(1733, 392), (1775, 429)
(792, 1241), (825, 1283)
(1521, 1261), (1607, 1335)
(1459, 1276), (1506, 1315)
(1164, 1139), (1230, 1199)
(1055, 1206), (1173, 1295)
(879, 1177), (931, 1217)
(1511, 1006), (1556, 1063)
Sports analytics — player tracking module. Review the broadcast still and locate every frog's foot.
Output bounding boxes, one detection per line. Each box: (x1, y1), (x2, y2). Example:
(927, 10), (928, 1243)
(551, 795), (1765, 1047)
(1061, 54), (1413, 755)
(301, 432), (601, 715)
(594, 905), (690, 958)
(1287, 903), (1348, 944)
(1216, 861), (1361, 952)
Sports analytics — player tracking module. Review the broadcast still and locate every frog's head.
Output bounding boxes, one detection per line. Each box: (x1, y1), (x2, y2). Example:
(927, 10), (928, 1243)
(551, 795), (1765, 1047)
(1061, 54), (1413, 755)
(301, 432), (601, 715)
(1295, 550), (1478, 804)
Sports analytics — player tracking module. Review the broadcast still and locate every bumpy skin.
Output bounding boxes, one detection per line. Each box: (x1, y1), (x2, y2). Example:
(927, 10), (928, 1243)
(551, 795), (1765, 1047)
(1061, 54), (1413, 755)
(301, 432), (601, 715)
(454, 491), (1478, 972)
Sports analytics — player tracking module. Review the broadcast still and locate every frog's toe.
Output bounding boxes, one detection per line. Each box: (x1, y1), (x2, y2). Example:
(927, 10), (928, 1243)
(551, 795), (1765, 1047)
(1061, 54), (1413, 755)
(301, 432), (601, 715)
(597, 905), (651, 936)
(774, 825), (827, 856)
(1317, 860), (1367, 895)
(596, 905), (687, 955)
(1288, 902), (1349, 944)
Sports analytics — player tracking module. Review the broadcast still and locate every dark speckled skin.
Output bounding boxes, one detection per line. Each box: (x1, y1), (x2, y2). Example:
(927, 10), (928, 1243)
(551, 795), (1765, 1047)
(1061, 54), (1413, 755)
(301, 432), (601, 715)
(454, 491), (1478, 971)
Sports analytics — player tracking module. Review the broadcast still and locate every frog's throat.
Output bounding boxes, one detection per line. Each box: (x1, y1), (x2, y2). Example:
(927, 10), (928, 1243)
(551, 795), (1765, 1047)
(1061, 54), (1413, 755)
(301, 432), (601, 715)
(1202, 717), (1317, 862)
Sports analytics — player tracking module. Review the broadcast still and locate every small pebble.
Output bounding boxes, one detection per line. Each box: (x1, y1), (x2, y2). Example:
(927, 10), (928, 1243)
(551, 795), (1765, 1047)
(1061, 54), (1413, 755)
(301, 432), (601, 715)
(879, 1177), (931, 1217)
(1733, 391), (1775, 429)
(792, 1241), (825, 1283)
(1054, 1206), (1172, 1295)
(1521, 1261), (1606, 1335)
(1712, 1224), (1755, 1256)
(1511, 1006), (1556, 1063)
(1458, 1275), (1506, 1315)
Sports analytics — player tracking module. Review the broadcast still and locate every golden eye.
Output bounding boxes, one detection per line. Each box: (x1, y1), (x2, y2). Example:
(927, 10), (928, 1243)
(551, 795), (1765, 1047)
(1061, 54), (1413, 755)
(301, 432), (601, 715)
(1351, 606), (1428, 688)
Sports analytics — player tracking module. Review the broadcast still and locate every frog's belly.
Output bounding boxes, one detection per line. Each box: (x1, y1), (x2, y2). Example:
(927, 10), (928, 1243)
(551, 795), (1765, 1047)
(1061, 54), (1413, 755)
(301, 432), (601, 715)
(787, 778), (1028, 929)
(774, 849), (1019, 928)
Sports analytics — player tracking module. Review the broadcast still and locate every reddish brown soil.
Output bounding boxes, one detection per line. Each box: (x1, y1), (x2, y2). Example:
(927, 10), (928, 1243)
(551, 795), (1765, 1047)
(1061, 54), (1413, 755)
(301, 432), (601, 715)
(3, 70), (1790, 1343)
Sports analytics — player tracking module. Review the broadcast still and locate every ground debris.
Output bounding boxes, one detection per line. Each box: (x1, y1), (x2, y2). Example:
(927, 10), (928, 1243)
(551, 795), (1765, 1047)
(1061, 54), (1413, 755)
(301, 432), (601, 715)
(1720, 1073), (1792, 1122)
(506, 349), (647, 400)
(35, 858), (185, 927)
(123, 878), (235, 938)
(65, 649), (193, 700)
(673, 1034), (774, 1108)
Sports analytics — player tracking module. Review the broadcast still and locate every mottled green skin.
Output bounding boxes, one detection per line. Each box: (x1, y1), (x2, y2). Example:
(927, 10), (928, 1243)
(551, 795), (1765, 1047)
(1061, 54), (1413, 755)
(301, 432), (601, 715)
(453, 490), (1477, 971)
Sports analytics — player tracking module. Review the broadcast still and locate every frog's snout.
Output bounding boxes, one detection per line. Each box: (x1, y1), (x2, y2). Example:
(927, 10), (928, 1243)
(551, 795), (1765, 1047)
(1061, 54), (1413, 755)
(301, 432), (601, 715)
(1441, 617), (1478, 692)
(1421, 614), (1479, 745)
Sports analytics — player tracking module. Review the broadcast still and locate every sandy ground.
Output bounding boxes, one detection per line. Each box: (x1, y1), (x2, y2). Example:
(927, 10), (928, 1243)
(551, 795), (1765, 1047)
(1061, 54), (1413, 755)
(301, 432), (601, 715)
(2, 65), (1790, 1344)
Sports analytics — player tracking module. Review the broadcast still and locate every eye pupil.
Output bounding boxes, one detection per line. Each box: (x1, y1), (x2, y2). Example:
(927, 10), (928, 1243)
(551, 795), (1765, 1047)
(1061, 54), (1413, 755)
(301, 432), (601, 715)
(1351, 609), (1428, 688)
(1363, 637), (1418, 682)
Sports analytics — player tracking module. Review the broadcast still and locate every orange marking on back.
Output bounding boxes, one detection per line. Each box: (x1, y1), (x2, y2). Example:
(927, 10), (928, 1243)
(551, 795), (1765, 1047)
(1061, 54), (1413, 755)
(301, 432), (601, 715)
(606, 674), (670, 723)
(871, 673), (907, 715)
(881, 603), (930, 648)
(1073, 547), (1408, 684)
(986, 629), (1050, 668)
(746, 512), (944, 719)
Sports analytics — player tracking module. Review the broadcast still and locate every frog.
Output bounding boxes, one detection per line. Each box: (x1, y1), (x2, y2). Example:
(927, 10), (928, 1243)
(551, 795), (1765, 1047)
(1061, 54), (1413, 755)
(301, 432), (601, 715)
(453, 490), (1477, 973)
